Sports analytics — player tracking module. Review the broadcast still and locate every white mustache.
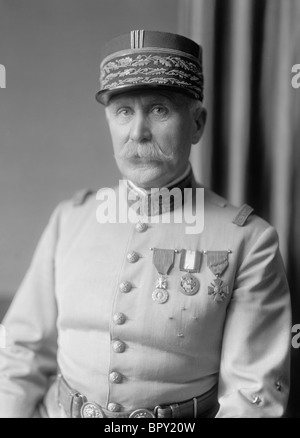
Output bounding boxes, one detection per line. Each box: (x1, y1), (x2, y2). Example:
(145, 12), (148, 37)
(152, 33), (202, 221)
(116, 142), (174, 162)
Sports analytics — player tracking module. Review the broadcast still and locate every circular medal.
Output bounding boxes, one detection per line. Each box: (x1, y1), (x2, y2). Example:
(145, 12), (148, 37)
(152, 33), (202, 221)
(80, 401), (104, 418)
(179, 273), (200, 296)
(152, 288), (169, 304)
(129, 409), (156, 418)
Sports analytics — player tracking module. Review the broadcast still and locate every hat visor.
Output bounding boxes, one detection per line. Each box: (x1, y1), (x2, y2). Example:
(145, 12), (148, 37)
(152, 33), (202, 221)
(95, 84), (200, 105)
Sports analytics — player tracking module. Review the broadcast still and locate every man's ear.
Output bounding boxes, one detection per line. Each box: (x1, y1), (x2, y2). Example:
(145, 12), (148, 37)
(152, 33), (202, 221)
(191, 106), (207, 144)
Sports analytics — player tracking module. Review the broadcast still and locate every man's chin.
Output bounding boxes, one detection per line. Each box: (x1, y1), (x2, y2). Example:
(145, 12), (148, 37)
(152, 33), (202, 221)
(125, 164), (167, 188)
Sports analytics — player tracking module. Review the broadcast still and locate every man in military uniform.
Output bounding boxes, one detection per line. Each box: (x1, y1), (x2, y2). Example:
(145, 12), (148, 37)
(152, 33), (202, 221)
(0, 30), (291, 418)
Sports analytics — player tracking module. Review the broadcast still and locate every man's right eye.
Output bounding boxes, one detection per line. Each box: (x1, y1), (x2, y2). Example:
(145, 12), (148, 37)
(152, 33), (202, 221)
(116, 108), (132, 117)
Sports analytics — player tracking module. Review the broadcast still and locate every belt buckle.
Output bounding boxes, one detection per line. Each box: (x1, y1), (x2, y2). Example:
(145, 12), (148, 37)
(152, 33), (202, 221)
(154, 405), (165, 417)
(129, 408), (156, 418)
(80, 401), (104, 418)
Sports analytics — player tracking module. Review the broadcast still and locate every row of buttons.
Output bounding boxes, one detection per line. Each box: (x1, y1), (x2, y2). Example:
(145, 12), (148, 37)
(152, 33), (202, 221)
(126, 222), (148, 265)
(107, 221), (148, 413)
(109, 314), (125, 412)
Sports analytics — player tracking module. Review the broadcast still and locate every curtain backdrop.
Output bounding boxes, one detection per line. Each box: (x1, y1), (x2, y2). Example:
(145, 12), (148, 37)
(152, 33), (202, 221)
(178, 0), (300, 417)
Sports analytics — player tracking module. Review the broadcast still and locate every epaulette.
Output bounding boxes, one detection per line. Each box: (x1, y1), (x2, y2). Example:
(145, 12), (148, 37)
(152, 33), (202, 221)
(232, 204), (254, 226)
(72, 189), (94, 206)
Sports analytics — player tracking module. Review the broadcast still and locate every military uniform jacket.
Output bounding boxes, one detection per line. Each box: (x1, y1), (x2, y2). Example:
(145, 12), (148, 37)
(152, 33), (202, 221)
(0, 179), (291, 418)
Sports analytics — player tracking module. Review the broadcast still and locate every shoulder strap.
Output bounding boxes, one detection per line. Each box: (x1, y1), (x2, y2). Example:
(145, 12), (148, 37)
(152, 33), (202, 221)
(232, 204), (254, 226)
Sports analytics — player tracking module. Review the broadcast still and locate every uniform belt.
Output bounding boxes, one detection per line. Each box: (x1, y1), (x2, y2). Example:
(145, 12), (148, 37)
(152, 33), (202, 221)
(57, 374), (219, 418)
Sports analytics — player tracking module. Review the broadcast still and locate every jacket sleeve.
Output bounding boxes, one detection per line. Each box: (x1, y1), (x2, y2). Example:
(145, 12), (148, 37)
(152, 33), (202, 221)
(215, 226), (291, 418)
(0, 204), (62, 418)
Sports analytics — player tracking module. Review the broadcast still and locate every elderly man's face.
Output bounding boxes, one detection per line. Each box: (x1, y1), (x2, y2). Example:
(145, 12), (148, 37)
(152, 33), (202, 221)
(105, 90), (205, 188)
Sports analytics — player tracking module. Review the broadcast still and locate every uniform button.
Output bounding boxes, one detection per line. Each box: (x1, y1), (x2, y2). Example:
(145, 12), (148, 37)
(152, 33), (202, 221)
(109, 371), (122, 384)
(135, 221), (148, 233)
(119, 281), (132, 293)
(113, 312), (126, 325)
(107, 402), (121, 412)
(127, 251), (139, 263)
(112, 339), (126, 353)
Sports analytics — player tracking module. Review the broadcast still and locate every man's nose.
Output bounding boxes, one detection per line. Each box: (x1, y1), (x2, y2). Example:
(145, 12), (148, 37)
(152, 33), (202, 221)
(129, 112), (152, 142)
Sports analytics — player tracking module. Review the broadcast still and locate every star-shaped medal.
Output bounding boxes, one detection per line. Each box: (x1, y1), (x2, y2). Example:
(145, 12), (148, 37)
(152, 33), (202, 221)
(155, 275), (168, 289)
(208, 278), (229, 302)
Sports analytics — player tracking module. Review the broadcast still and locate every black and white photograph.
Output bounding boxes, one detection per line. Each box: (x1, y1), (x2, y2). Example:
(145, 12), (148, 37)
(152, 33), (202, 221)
(0, 0), (299, 420)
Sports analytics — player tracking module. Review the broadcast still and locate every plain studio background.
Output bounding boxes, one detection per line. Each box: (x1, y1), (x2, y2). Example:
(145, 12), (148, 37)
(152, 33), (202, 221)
(0, 0), (299, 417)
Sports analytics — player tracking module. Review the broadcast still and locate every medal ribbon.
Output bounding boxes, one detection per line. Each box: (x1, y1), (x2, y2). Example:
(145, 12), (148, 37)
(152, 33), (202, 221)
(179, 250), (202, 273)
(206, 251), (229, 276)
(152, 249), (175, 275)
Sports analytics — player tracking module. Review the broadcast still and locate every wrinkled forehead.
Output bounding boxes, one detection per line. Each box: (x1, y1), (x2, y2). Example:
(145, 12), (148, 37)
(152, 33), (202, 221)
(106, 89), (187, 108)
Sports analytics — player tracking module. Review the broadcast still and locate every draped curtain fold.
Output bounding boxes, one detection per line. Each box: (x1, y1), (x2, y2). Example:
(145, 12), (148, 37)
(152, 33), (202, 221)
(178, 0), (300, 417)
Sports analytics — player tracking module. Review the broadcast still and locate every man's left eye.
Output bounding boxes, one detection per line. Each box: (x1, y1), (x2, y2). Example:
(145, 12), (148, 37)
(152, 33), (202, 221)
(151, 106), (168, 116)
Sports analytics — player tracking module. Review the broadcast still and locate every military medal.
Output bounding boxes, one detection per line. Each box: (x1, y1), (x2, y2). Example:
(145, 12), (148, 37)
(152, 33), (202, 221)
(205, 250), (231, 302)
(151, 248), (175, 304)
(152, 288), (169, 304)
(179, 250), (202, 296)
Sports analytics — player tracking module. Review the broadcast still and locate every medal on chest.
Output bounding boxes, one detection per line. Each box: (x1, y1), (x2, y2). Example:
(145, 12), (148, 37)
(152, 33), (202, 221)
(205, 250), (231, 302)
(178, 250), (202, 296)
(151, 248), (175, 304)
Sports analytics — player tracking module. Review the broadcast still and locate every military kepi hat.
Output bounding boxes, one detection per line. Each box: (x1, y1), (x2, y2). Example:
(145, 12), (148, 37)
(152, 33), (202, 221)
(96, 30), (204, 105)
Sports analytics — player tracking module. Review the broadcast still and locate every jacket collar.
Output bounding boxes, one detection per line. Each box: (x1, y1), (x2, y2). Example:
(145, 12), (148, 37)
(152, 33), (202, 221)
(126, 164), (197, 216)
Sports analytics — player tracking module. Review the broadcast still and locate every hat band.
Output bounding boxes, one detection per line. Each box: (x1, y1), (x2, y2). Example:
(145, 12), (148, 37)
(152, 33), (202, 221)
(100, 47), (201, 68)
(100, 50), (203, 101)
